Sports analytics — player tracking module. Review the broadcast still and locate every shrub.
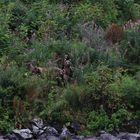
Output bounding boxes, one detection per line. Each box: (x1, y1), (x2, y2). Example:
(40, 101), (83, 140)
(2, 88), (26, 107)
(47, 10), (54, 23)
(1, 0), (140, 135)
(0, 106), (14, 133)
(114, 0), (135, 20)
(73, 3), (103, 24)
(79, 21), (107, 51)
(0, 3), (13, 55)
(120, 27), (140, 67)
(86, 108), (133, 133)
(87, 109), (109, 133)
(110, 109), (133, 131)
(120, 75), (140, 110)
(86, 0), (118, 26)
(131, 4), (140, 19)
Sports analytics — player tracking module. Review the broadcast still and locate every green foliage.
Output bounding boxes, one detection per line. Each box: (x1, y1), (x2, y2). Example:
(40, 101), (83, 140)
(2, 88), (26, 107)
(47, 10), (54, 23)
(73, 3), (103, 24)
(131, 3), (140, 19)
(111, 109), (132, 130)
(0, 67), (27, 105)
(88, 0), (118, 26)
(0, 107), (14, 133)
(0, 3), (13, 55)
(86, 108), (133, 134)
(87, 109), (109, 132)
(0, 0), (140, 134)
(120, 28), (140, 74)
(114, 0), (140, 20)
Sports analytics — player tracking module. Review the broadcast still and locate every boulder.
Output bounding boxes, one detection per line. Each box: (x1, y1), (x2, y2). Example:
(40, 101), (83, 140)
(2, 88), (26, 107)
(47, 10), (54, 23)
(31, 118), (44, 129)
(128, 134), (140, 140)
(36, 133), (48, 140)
(37, 132), (59, 140)
(60, 127), (71, 140)
(99, 133), (120, 140)
(46, 136), (60, 140)
(31, 118), (45, 136)
(45, 126), (59, 136)
(4, 133), (25, 140)
(72, 135), (85, 140)
(12, 129), (33, 139)
(117, 133), (140, 140)
(0, 136), (4, 140)
(84, 137), (98, 140)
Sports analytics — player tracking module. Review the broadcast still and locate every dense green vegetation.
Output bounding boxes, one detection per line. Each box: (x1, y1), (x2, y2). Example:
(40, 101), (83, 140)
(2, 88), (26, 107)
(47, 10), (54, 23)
(0, 0), (140, 135)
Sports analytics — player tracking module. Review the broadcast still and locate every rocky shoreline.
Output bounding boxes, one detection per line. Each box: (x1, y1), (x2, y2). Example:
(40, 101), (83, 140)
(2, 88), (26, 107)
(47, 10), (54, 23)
(1, 118), (140, 140)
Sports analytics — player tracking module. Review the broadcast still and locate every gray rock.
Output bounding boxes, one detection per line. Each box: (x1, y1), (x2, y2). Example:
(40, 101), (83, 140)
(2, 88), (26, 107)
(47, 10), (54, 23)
(117, 133), (140, 140)
(31, 118), (44, 129)
(4, 133), (24, 140)
(45, 126), (59, 136)
(72, 135), (85, 140)
(34, 126), (58, 139)
(36, 133), (47, 140)
(117, 132), (128, 139)
(47, 136), (60, 140)
(99, 133), (120, 140)
(128, 134), (140, 140)
(84, 137), (98, 140)
(37, 135), (60, 140)
(60, 127), (71, 140)
(0, 136), (4, 140)
(32, 125), (44, 135)
(31, 118), (45, 136)
(12, 129), (33, 139)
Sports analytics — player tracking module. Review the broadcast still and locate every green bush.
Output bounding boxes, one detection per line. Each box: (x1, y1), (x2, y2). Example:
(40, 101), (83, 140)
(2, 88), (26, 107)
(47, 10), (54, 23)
(120, 28), (140, 73)
(87, 109), (109, 132)
(87, 0), (118, 26)
(0, 107), (14, 133)
(115, 0), (134, 20)
(0, 0), (140, 135)
(110, 109), (133, 131)
(86, 108), (133, 133)
(131, 3), (140, 19)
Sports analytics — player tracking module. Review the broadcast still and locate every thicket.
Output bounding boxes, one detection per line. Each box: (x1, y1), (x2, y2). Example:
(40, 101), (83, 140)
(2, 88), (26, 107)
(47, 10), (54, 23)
(0, 0), (140, 136)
